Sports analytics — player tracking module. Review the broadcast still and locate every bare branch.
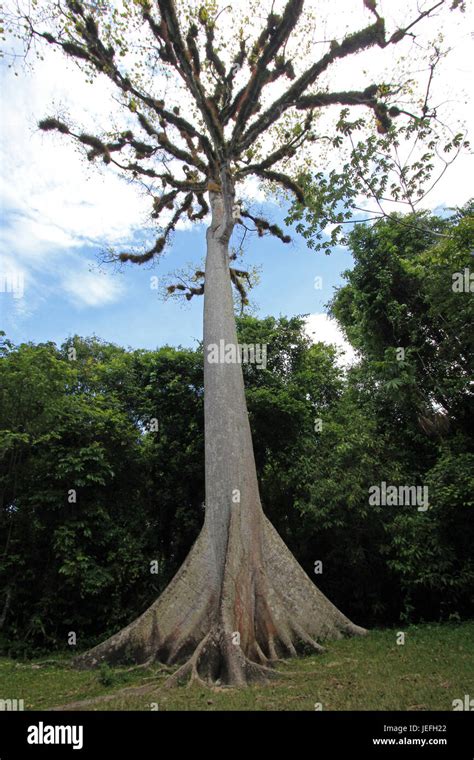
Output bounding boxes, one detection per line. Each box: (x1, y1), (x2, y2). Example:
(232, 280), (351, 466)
(236, 19), (387, 152)
(255, 169), (305, 203)
(30, 2), (217, 170)
(119, 193), (193, 265)
(237, 1), (447, 153)
(230, 0), (304, 142)
(156, 0), (224, 154)
(240, 210), (292, 243)
(385, 1), (445, 45)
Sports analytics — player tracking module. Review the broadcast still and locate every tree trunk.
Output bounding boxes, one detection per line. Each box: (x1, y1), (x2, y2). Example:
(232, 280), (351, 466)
(74, 182), (366, 686)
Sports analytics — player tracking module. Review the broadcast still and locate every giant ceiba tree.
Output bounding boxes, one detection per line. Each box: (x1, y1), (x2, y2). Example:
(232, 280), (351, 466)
(11, 0), (456, 685)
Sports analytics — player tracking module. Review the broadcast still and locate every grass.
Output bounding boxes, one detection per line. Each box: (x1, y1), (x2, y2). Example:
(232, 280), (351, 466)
(1, 621), (472, 711)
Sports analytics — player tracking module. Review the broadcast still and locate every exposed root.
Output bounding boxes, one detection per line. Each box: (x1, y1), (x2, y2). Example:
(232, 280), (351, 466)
(277, 629), (297, 658)
(73, 528), (218, 670)
(292, 621), (325, 653)
(253, 641), (268, 664)
(164, 631), (214, 689)
(268, 636), (280, 660)
(162, 627), (285, 689)
(73, 513), (367, 687)
(122, 656), (163, 673)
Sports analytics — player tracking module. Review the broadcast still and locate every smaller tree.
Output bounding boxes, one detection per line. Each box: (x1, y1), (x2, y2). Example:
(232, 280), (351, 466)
(330, 206), (474, 433)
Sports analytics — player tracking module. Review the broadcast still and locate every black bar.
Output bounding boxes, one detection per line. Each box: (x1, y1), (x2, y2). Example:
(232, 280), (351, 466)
(0, 710), (473, 757)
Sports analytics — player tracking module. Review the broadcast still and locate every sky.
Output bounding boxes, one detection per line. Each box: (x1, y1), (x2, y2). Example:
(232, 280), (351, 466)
(0, 0), (472, 362)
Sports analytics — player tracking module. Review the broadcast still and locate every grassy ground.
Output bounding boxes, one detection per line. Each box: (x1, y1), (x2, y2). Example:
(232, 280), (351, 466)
(1, 622), (472, 711)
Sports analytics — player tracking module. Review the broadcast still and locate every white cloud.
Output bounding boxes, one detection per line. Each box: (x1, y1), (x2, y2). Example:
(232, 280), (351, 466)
(0, 49), (150, 316)
(0, 52), (147, 239)
(0, 0), (472, 324)
(305, 313), (358, 367)
(60, 264), (125, 307)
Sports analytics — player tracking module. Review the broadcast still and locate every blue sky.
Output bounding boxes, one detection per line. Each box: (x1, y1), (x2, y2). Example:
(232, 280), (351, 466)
(1, 0), (472, 357)
(1, 200), (354, 351)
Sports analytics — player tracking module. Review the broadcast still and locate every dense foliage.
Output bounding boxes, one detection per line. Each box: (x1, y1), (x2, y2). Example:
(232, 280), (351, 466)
(0, 208), (472, 656)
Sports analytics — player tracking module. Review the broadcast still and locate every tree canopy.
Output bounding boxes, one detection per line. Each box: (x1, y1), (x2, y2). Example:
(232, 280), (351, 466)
(2, 0), (467, 291)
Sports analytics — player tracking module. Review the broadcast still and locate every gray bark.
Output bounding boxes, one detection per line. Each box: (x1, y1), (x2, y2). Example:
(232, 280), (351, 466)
(74, 182), (366, 685)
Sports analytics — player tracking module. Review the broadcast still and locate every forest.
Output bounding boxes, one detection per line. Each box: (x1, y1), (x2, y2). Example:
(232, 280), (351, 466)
(1, 207), (472, 659)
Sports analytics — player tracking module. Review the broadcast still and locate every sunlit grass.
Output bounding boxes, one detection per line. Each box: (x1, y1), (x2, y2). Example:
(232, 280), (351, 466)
(1, 621), (472, 711)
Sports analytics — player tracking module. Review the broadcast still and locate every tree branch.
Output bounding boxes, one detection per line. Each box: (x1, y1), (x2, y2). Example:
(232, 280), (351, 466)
(156, 0), (224, 155)
(119, 193), (193, 265)
(240, 210), (292, 243)
(230, 0), (304, 144)
(255, 169), (305, 203)
(237, 2), (446, 153)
